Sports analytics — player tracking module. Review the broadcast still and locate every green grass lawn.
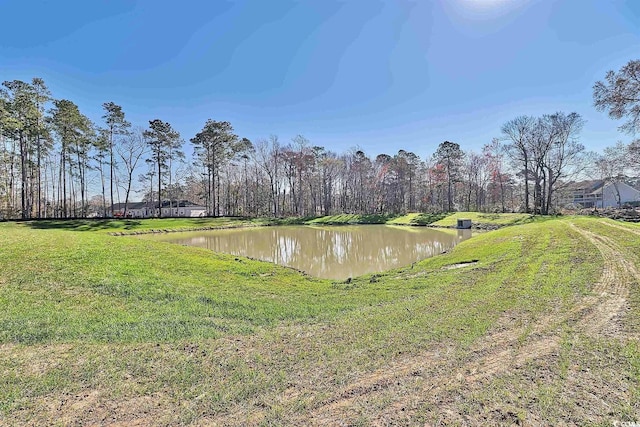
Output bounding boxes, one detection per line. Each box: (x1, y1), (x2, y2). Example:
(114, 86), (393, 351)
(387, 212), (448, 225)
(18, 211), (528, 235)
(306, 213), (396, 225)
(21, 216), (287, 234)
(0, 216), (638, 425)
(306, 211), (526, 227)
(431, 211), (534, 227)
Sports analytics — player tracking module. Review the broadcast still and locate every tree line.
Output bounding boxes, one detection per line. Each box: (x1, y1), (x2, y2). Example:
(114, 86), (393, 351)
(1, 59), (639, 219)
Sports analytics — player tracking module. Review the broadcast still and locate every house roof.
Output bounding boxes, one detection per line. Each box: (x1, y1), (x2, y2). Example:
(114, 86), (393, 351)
(566, 178), (640, 196)
(565, 180), (605, 193)
(111, 202), (152, 210)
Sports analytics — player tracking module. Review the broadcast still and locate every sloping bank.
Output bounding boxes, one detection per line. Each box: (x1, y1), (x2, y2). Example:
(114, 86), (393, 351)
(1, 217), (638, 424)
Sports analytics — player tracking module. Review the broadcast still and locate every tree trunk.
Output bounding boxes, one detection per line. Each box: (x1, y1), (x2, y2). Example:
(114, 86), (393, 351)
(36, 133), (42, 218)
(157, 153), (162, 218)
(99, 160), (107, 216)
(20, 133), (28, 219)
(109, 128), (114, 217)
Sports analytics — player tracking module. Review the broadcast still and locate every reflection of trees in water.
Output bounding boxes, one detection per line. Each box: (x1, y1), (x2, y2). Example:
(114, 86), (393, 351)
(164, 226), (471, 279)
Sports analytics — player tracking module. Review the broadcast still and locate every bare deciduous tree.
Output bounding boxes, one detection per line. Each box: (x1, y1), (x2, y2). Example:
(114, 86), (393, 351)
(502, 116), (536, 213)
(594, 59), (640, 134)
(117, 128), (148, 217)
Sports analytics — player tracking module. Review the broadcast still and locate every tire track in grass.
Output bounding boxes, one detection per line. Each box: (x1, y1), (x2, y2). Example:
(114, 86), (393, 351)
(597, 219), (640, 237)
(301, 221), (639, 425)
(569, 225), (636, 338)
(455, 223), (636, 382)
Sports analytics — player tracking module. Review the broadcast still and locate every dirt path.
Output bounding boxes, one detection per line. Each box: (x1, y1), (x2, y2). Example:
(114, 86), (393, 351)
(301, 221), (640, 425)
(570, 225), (636, 336)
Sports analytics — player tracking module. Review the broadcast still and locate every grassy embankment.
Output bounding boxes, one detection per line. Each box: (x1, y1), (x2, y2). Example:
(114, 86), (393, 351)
(306, 213), (396, 225)
(303, 211), (531, 227)
(23, 211), (528, 235)
(431, 211), (534, 227)
(0, 215), (639, 425)
(22, 216), (305, 235)
(386, 212), (448, 225)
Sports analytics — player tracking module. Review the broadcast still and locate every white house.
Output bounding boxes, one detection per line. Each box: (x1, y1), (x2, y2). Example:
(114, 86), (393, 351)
(566, 179), (640, 208)
(111, 201), (206, 218)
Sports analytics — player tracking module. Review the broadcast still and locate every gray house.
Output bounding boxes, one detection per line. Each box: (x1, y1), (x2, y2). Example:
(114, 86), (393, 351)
(565, 179), (640, 208)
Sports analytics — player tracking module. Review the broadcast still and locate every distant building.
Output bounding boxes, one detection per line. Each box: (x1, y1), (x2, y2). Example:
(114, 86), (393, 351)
(111, 201), (206, 218)
(564, 179), (640, 208)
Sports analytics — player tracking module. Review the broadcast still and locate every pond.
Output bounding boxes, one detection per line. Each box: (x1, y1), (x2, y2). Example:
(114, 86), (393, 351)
(143, 225), (472, 280)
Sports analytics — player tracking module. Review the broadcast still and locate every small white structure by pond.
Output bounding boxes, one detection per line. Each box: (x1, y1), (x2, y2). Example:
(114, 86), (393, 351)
(457, 219), (472, 229)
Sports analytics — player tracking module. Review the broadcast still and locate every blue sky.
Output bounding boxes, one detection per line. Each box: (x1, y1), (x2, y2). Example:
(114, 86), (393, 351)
(2, 0), (639, 160)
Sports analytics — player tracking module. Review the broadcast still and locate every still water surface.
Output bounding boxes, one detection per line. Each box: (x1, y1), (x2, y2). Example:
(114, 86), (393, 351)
(145, 225), (472, 280)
